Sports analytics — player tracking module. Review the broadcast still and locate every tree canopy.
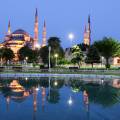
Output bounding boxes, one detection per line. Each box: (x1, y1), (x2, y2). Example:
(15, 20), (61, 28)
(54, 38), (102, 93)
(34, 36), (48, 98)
(39, 37), (64, 67)
(18, 46), (38, 63)
(0, 47), (14, 63)
(94, 37), (120, 68)
(71, 45), (83, 68)
(85, 45), (101, 68)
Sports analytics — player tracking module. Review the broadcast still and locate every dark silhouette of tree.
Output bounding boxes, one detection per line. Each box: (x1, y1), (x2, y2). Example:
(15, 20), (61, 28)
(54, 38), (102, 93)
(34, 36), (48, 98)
(78, 43), (89, 51)
(84, 84), (120, 107)
(18, 46), (38, 63)
(0, 47), (14, 64)
(39, 37), (64, 67)
(39, 46), (49, 65)
(85, 45), (101, 68)
(47, 89), (60, 104)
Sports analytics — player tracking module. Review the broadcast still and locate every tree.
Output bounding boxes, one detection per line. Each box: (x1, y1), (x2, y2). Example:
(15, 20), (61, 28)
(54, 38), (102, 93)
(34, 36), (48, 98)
(40, 37), (64, 67)
(48, 37), (64, 57)
(39, 46), (49, 65)
(47, 89), (60, 104)
(94, 37), (120, 69)
(71, 45), (83, 68)
(18, 46), (38, 63)
(0, 48), (4, 64)
(85, 45), (101, 68)
(78, 43), (89, 51)
(0, 47), (14, 64)
(84, 84), (120, 107)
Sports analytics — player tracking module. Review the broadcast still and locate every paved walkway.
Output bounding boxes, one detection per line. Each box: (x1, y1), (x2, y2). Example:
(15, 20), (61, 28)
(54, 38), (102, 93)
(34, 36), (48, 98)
(0, 73), (120, 79)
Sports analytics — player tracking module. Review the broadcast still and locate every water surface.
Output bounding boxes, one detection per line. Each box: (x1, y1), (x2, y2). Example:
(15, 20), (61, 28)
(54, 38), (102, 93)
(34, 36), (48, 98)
(0, 77), (120, 120)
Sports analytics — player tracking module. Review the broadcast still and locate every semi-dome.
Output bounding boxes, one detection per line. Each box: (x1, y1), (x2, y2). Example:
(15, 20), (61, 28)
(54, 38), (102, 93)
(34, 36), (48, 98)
(12, 29), (29, 36)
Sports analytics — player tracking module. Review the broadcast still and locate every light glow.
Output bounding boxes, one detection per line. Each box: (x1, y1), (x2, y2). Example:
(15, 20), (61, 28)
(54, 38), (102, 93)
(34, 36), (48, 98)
(68, 96), (73, 105)
(68, 33), (75, 41)
(36, 87), (40, 91)
(54, 54), (58, 58)
(35, 44), (40, 48)
(54, 81), (58, 86)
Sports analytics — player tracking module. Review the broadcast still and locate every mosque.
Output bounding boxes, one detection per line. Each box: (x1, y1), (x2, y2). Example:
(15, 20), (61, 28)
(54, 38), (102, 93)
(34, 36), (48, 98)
(0, 8), (47, 61)
(0, 9), (120, 66)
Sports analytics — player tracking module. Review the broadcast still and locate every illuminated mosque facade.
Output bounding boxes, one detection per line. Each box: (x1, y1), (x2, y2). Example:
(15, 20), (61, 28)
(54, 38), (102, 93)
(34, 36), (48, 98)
(0, 8), (47, 61)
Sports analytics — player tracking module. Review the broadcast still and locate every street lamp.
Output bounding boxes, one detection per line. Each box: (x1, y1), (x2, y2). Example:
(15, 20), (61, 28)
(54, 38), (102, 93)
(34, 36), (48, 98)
(25, 57), (28, 66)
(54, 54), (58, 66)
(49, 46), (51, 72)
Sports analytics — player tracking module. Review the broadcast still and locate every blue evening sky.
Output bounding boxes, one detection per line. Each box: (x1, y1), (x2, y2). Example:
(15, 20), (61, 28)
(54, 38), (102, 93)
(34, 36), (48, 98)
(0, 0), (119, 48)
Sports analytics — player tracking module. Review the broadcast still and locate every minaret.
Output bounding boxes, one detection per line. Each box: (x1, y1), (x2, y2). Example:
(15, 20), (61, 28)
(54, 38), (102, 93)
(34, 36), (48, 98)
(6, 96), (10, 112)
(88, 15), (91, 43)
(4, 20), (11, 41)
(8, 20), (11, 35)
(33, 87), (37, 112)
(83, 15), (91, 46)
(41, 87), (46, 111)
(33, 8), (39, 49)
(42, 20), (47, 47)
(33, 87), (37, 120)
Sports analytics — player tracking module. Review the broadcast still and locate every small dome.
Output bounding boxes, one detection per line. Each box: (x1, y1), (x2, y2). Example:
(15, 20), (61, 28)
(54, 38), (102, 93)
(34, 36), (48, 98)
(12, 29), (29, 36)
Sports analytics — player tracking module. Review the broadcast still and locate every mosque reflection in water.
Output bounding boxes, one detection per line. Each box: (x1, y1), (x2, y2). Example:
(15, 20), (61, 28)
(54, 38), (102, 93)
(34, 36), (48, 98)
(0, 77), (120, 120)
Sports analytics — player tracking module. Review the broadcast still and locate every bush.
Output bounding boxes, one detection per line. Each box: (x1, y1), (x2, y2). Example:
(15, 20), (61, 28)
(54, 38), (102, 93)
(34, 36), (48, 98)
(105, 64), (110, 69)
(0, 67), (5, 72)
(40, 65), (45, 69)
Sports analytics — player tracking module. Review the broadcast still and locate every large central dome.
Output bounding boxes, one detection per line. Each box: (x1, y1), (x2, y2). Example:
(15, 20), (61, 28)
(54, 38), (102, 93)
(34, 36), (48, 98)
(12, 29), (29, 36)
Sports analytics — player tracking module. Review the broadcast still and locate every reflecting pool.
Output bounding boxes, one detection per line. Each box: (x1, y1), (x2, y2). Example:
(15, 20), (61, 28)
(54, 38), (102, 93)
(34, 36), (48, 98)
(0, 77), (120, 120)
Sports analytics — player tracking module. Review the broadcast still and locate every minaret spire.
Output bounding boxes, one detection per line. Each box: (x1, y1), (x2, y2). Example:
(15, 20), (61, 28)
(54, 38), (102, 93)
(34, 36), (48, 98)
(88, 15), (91, 32)
(83, 15), (91, 46)
(42, 20), (47, 47)
(33, 8), (39, 49)
(35, 8), (38, 22)
(88, 15), (90, 24)
(87, 15), (91, 45)
(8, 20), (11, 35)
(84, 25), (87, 33)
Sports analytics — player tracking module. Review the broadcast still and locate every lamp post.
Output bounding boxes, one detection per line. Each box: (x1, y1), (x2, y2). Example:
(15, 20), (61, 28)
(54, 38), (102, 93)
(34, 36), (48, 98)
(49, 46), (51, 72)
(54, 54), (58, 67)
(48, 77), (51, 100)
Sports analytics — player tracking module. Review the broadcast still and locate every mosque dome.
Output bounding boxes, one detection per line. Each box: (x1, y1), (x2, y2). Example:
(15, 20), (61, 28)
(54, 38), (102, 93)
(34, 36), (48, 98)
(12, 29), (29, 36)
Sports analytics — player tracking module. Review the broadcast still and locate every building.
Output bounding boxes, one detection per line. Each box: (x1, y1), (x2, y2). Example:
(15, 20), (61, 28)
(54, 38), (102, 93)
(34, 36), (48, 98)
(65, 15), (120, 67)
(0, 8), (47, 61)
(4, 29), (34, 61)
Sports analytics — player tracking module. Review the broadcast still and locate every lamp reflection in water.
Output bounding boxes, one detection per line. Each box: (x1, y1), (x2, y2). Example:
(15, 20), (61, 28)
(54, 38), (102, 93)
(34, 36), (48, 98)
(48, 77), (51, 100)
(25, 77), (28, 81)
(54, 81), (58, 86)
(36, 87), (40, 91)
(68, 96), (73, 106)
